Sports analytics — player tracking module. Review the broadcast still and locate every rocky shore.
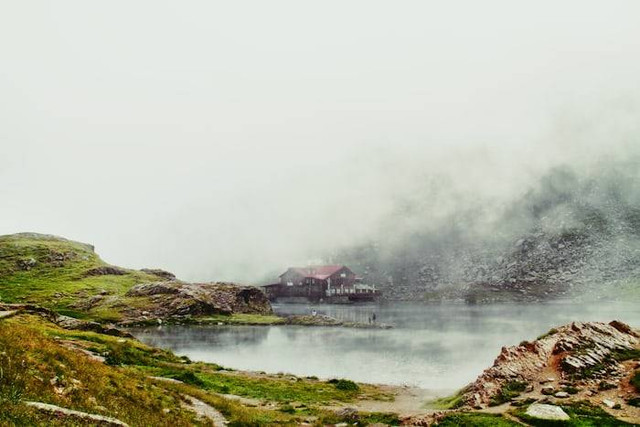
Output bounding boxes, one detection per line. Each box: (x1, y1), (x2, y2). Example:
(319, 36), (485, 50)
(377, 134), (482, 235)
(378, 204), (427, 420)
(121, 280), (272, 323)
(406, 320), (640, 425)
(284, 314), (392, 329)
(460, 320), (639, 410)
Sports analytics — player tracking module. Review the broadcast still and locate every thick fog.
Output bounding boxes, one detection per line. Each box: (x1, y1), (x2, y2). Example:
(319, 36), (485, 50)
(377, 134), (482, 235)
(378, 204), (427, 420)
(132, 301), (640, 389)
(1, 1), (640, 283)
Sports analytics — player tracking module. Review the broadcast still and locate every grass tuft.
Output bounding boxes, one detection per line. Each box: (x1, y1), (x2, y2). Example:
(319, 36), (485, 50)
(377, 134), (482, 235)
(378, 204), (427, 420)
(489, 381), (528, 406)
(436, 412), (519, 426)
(427, 389), (466, 410)
(328, 378), (360, 391)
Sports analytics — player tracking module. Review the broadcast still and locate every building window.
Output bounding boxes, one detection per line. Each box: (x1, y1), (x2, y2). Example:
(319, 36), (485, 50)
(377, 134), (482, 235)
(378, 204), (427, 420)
(340, 273), (346, 278)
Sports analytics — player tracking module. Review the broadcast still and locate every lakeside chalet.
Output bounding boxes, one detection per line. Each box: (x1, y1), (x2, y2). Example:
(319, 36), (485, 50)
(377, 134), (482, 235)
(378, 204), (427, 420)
(263, 265), (379, 303)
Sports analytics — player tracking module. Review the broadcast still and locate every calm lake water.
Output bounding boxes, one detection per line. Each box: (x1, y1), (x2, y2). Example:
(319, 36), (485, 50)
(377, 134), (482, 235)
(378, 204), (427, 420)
(130, 302), (640, 391)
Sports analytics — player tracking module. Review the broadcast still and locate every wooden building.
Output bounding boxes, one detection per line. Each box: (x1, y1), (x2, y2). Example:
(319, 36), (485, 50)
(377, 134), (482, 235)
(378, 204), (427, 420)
(263, 265), (379, 303)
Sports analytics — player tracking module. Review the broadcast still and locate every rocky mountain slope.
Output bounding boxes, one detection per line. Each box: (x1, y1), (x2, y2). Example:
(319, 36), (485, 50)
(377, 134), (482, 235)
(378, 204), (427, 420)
(335, 161), (640, 302)
(0, 233), (271, 324)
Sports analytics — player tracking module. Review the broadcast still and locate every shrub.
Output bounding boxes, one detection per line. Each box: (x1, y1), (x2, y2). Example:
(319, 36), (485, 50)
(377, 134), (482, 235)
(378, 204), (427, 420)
(598, 381), (616, 391)
(631, 370), (640, 391)
(537, 328), (558, 340)
(489, 381), (528, 406)
(167, 370), (205, 387)
(611, 348), (640, 362)
(562, 385), (579, 394)
(428, 389), (466, 409)
(329, 379), (359, 391)
(437, 412), (519, 426)
(279, 404), (296, 414)
(360, 412), (400, 425)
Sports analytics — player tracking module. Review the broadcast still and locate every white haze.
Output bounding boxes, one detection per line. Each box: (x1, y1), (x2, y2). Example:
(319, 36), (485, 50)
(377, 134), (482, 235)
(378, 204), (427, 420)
(1, 1), (640, 282)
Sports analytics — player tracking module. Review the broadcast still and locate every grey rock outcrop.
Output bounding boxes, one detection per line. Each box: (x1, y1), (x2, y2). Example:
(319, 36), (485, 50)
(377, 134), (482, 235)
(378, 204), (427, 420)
(125, 281), (272, 320)
(462, 321), (639, 408)
(56, 315), (133, 337)
(86, 266), (127, 276)
(17, 257), (37, 270)
(0, 303), (132, 337)
(140, 268), (176, 280)
(25, 401), (129, 426)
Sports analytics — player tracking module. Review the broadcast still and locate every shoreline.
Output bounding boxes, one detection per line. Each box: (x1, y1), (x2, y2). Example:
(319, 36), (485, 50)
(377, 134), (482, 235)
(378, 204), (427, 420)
(119, 312), (394, 329)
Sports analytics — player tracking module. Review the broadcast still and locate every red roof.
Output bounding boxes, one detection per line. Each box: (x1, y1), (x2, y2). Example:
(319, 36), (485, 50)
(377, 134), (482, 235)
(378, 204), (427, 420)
(280, 265), (347, 280)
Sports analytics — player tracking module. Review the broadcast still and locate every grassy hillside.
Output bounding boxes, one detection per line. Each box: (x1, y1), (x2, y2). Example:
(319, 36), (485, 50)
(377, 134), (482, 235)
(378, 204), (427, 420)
(0, 311), (396, 426)
(0, 235), (401, 425)
(0, 233), (159, 321)
(0, 233), (274, 324)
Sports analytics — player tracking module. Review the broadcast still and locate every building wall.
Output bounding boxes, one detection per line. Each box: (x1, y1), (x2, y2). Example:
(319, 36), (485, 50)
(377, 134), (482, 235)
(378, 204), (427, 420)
(274, 266), (360, 300)
(280, 269), (305, 286)
(326, 267), (357, 288)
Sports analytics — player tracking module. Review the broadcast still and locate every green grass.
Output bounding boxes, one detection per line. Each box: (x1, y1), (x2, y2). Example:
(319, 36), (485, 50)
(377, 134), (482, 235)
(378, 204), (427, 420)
(312, 408), (400, 425)
(562, 385), (580, 394)
(0, 314), (205, 426)
(185, 370), (371, 404)
(426, 389), (466, 409)
(537, 327), (559, 340)
(631, 370), (640, 391)
(514, 400), (637, 427)
(569, 361), (607, 379)
(1, 312), (398, 426)
(328, 378), (359, 391)
(42, 314), (391, 405)
(42, 320), (375, 405)
(157, 381), (301, 426)
(359, 411), (400, 425)
(611, 348), (640, 362)
(195, 313), (286, 325)
(0, 233), (159, 321)
(436, 413), (520, 426)
(598, 381), (616, 391)
(489, 381), (528, 406)
(0, 234), (284, 325)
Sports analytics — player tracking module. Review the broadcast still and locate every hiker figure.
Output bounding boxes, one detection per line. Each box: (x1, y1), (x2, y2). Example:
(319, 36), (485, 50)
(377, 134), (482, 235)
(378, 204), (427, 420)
(372, 313), (377, 323)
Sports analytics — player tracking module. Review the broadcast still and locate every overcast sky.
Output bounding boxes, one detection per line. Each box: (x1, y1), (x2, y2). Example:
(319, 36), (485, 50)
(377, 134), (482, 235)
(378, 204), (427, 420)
(2, 1), (640, 282)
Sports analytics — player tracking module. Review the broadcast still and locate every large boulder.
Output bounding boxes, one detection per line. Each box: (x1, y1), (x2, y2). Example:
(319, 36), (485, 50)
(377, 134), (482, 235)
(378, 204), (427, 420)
(140, 268), (176, 280)
(85, 266), (127, 276)
(525, 403), (570, 421)
(125, 281), (272, 320)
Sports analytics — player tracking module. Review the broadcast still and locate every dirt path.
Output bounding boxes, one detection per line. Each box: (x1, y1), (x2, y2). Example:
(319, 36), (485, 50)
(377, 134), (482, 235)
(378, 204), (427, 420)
(182, 395), (228, 426)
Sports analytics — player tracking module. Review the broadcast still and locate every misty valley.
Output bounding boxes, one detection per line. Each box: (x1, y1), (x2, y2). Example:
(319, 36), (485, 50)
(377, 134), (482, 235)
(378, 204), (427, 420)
(3, 1), (640, 425)
(131, 302), (640, 391)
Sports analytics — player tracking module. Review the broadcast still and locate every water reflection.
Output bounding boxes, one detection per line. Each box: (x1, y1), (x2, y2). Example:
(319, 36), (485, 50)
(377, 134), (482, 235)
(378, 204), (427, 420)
(130, 302), (640, 390)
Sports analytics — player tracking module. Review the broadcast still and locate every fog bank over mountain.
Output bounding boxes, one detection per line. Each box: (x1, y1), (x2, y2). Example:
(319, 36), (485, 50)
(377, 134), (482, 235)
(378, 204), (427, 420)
(1, 1), (640, 285)
(333, 122), (640, 300)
